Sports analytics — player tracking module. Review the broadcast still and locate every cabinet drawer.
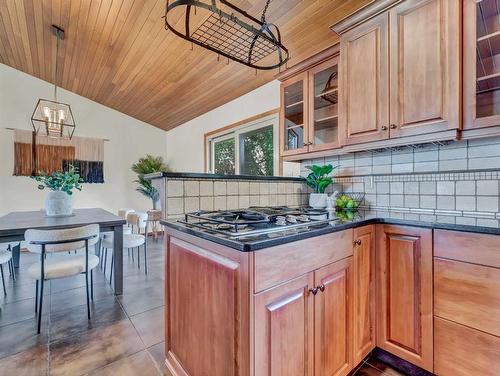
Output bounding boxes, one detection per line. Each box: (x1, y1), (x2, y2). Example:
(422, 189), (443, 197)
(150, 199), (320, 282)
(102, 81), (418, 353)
(253, 229), (353, 293)
(435, 317), (500, 376)
(434, 230), (500, 268)
(434, 257), (500, 336)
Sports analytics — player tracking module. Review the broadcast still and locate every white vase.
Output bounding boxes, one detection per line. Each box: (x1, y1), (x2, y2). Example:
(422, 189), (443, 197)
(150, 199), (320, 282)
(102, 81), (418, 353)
(45, 191), (73, 217)
(309, 193), (328, 209)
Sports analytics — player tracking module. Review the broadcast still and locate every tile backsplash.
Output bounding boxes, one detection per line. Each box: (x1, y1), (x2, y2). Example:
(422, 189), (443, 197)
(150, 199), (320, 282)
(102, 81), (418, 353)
(163, 178), (308, 219)
(301, 137), (500, 227)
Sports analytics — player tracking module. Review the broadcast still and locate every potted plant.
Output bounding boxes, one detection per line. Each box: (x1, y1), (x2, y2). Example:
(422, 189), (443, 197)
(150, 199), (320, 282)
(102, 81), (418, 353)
(32, 165), (83, 217)
(132, 155), (169, 210)
(305, 164), (337, 209)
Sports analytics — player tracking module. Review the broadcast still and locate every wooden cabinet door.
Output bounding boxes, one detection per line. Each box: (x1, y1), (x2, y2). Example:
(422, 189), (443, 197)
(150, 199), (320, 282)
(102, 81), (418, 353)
(339, 12), (389, 145)
(464, 0), (500, 131)
(254, 273), (315, 376)
(280, 73), (309, 156)
(376, 225), (433, 372)
(352, 226), (375, 365)
(388, 0), (460, 137)
(314, 257), (353, 376)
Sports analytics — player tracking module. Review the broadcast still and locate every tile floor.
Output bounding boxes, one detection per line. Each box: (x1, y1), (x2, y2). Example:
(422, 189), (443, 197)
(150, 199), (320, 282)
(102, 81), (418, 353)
(0, 236), (408, 376)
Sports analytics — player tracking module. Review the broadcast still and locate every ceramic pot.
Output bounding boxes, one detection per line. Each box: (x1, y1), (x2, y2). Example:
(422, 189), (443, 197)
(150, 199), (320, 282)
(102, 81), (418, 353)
(309, 193), (328, 209)
(45, 191), (73, 217)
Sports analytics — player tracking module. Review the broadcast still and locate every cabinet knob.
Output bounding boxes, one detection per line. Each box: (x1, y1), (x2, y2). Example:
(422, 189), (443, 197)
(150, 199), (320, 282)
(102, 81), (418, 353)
(354, 239), (362, 246)
(390, 124), (397, 129)
(309, 287), (318, 295)
(318, 284), (325, 292)
(381, 125), (388, 131)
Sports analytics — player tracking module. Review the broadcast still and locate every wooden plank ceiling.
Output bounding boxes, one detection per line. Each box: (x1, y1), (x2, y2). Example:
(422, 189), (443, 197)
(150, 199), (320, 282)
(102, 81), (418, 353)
(0, 0), (371, 131)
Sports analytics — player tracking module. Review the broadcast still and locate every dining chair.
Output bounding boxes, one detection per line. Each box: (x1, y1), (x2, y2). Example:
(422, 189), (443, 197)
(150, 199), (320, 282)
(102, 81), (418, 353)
(103, 212), (148, 284)
(0, 245), (15, 296)
(25, 224), (100, 334)
(99, 208), (134, 273)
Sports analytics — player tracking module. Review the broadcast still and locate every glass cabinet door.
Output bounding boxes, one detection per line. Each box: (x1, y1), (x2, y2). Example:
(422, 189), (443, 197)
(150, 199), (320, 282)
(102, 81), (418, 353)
(476, 0), (500, 119)
(281, 73), (308, 155)
(308, 57), (339, 151)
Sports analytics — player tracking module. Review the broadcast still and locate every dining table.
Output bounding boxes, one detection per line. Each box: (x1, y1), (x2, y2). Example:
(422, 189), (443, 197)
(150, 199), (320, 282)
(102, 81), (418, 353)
(0, 208), (126, 295)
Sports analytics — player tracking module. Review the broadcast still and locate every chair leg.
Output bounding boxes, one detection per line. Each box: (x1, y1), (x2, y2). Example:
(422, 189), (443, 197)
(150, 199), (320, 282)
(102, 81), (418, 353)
(90, 269), (94, 300)
(10, 260), (16, 282)
(37, 279), (44, 334)
(103, 248), (108, 275)
(109, 253), (114, 285)
(85, 270), (90, 320)
(137, 247), (140, 269)
(0, 264), (6, 296)
(35, 280), (38, 313)
(144, 242), (148, 275)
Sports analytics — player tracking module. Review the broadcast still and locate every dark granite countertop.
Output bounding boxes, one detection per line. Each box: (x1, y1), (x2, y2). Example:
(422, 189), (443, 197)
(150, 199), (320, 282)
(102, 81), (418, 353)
(144, 171), (305, 182)
(161, 212), (500, 252)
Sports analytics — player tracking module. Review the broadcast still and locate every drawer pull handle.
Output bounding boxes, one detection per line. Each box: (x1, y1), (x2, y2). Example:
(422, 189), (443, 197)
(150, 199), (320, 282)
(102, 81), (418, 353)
(309, 287), (318, 295)
(354, 239), (362, 246)
(318, 284), (325, 292)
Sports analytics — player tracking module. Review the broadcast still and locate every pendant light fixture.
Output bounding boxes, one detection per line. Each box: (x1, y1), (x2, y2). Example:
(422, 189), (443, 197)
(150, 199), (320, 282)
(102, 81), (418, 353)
(163, 0), (289, 70)
(31, 25), (76, 139)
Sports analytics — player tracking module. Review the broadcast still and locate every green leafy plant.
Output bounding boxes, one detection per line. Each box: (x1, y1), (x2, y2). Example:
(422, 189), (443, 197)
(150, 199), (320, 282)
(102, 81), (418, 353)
(305, 164), (337, 193)
(132, 155), (169, 209)
(32, 165), (84, 195)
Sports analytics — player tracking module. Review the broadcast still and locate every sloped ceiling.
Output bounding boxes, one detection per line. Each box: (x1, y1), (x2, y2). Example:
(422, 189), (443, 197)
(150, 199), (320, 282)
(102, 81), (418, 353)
(0, 0), (371, 131)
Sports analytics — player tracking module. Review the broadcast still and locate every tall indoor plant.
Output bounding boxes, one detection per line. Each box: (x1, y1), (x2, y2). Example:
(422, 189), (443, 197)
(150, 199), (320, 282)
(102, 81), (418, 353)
(132, 155), (169, 210)
(32, 165), (84, 217)
(306, 164), (337, 208)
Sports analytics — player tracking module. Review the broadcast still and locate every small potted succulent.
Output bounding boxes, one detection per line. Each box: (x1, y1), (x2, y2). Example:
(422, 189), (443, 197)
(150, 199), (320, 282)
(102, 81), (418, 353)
(305, 164), (337, 208)
(32, 165), (83, 217)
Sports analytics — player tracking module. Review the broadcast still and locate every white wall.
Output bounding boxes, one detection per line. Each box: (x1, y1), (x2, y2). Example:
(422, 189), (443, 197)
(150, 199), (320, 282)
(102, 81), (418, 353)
(0, 63), (167, 216)
(166, 80), (281, 173)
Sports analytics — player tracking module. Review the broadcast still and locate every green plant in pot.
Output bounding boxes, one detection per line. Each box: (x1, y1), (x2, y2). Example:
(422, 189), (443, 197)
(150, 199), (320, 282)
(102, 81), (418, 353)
(305, 164), (337, 209)
(132, 155), (169, 210)
(32, 165), (84, 217)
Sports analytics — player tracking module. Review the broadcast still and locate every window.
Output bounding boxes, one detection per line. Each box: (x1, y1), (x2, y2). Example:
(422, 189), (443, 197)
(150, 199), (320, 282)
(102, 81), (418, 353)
(207, 113), (279, 176)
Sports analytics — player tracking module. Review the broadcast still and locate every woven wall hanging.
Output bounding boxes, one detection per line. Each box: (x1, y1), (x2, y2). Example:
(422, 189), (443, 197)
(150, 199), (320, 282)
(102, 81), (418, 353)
(13, 129), (105, 183)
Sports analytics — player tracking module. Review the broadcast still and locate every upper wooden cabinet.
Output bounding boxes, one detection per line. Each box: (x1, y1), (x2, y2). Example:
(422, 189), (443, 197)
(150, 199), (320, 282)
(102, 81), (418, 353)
(464, 0), (500, 135)
(279, 47), (340, 157)
(389, 0), (461, 137)
(339, 12), (389, 145)
(376, 224), (433, 372)
(334, 0), (461, 146)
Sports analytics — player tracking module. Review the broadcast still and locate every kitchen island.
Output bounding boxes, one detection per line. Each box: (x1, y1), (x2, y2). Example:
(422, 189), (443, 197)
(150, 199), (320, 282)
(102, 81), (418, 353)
(162, 210), (500, 376)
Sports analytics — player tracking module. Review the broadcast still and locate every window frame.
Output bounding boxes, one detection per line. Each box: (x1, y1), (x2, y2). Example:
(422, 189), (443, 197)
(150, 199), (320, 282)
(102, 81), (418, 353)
(206, 113), (279, 176)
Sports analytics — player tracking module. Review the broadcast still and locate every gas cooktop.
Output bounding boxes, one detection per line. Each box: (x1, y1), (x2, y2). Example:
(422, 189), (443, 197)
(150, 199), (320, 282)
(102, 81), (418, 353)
(177, 206), (337, 240)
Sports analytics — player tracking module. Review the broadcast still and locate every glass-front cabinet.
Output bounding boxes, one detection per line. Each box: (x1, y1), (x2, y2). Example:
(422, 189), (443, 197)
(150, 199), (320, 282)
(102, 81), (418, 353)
(464, 0), (500, 131)
(280, 73), (309, 156)
(280, 56), (340, 157)
(308, 57), (339, 152)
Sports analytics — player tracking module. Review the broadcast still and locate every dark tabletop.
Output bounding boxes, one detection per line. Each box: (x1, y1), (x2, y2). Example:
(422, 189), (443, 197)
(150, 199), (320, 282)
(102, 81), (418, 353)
(162, 211), (500, 251)
(0, 208), (126, 238)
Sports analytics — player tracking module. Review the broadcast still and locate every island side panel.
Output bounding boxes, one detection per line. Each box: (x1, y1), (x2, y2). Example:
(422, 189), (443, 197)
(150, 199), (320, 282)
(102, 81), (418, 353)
(164, 228), (251, 376)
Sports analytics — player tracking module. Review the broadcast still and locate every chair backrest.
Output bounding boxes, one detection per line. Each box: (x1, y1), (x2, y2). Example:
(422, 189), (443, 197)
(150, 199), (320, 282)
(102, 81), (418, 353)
(25, 224), (100, 254)
(127, 212), (148, 231)
(118, 208), (135, 220)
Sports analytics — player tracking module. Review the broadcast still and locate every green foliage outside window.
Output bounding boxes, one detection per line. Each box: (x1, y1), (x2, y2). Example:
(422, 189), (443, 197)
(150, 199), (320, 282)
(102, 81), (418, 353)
(240, 126), (273, 176)
(214, 139), (235, 175)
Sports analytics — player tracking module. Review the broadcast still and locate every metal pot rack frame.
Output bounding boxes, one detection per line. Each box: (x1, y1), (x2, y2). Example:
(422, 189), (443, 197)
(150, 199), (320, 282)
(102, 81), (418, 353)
(163, 0), (289, 70)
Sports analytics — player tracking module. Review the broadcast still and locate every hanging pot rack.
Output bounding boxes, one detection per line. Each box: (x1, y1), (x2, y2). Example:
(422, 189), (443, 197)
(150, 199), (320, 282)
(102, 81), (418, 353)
(163, 0), (289, 70)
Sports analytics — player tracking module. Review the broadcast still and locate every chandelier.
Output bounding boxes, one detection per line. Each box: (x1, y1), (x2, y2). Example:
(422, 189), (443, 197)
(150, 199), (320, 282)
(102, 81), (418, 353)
(163, 0), (289, 70)
(31, 25), (76, 139)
